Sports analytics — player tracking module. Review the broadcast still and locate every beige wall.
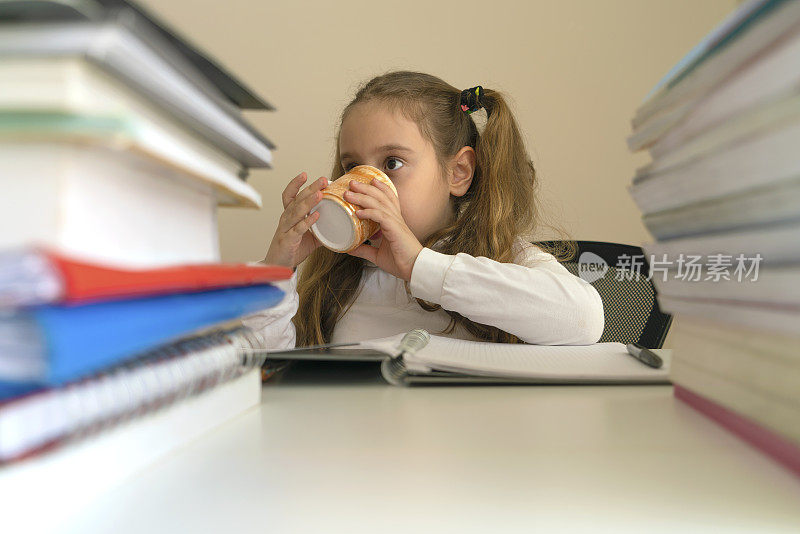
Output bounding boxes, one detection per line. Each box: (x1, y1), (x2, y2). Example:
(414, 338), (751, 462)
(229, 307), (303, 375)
(144, 0), (738, 346)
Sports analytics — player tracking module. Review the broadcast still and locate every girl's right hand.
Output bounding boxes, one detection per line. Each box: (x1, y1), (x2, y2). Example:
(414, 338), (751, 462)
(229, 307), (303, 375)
(262, 172), (328, 269)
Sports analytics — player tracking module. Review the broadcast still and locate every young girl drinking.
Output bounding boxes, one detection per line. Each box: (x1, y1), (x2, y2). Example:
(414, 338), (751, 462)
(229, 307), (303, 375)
(244, 71), (604, 348)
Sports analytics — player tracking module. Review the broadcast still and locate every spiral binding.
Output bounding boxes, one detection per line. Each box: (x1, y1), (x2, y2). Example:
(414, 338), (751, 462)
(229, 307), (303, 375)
(0, 325), (263, 463)
(380, 356), (410, 387)
(379, 329), (431, 387)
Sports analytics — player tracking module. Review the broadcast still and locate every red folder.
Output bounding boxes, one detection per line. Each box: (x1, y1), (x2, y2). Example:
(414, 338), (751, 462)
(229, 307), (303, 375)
(9, 249), (293, 305)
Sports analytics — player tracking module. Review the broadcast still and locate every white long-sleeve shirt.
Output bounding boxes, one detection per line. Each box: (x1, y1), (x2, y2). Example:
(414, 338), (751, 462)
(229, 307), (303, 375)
(241, 237), (604, 349)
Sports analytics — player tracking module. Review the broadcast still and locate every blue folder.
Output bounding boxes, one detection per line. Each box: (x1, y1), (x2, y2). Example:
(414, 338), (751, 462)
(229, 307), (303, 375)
(0, 284), (284, 391)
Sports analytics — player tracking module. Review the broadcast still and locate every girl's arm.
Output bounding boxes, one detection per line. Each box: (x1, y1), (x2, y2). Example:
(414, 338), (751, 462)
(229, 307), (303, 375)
(239, 265), (298, 350)
(409, 239), (605, 345)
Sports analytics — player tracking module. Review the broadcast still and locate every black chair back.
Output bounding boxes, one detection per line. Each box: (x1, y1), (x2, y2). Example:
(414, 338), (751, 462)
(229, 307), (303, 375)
(535, 240), (672, 348)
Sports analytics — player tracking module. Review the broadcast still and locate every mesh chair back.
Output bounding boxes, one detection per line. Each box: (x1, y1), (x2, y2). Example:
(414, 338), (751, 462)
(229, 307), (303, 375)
(535, 240), (672, 348)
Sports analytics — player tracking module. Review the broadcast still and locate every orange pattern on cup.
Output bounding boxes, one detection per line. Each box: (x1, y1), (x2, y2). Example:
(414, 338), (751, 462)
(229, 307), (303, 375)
(310, 165), (398, 253)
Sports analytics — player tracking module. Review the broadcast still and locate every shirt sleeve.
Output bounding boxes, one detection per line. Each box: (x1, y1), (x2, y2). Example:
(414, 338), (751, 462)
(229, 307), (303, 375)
(239, 262), (299, 350)
(408, 241), (605, 345)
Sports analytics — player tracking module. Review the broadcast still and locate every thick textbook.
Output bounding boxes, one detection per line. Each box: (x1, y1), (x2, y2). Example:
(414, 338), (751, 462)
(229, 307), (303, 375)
(642, 219), (800, 267)
(651, 265), (799, 307)
(0, 24), (273, 167)
(258, 331), (672, 386)
(641, 175), (800, 241)
(0, 285), (284, 385)
(0, 140), (223, 267)
(629, 0), (800, 149)
(0, 248), (292, 307)
(668, 316), (800, 408)
(657, 295), (800, 336)
(0, 109), (260, 208)
(0, 0), (273, 110)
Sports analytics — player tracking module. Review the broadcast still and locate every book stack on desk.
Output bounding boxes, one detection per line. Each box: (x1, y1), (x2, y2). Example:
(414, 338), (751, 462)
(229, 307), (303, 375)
(0, 0), (286, 488)
(626, 0), (800, 476)
(0, 0), (275, 266)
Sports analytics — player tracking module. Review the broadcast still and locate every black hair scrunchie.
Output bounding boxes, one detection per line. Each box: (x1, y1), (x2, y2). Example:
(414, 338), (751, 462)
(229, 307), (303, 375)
(459, 86), (485, 115)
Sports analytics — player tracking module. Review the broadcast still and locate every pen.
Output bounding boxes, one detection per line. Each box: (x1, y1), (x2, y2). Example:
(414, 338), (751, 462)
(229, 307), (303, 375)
(625, 343), (663, 369)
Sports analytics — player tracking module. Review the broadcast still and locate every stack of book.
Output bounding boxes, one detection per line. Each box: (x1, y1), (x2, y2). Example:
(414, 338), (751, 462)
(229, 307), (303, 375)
(0, 0), (288, 515)
(627, 0), (800, 476)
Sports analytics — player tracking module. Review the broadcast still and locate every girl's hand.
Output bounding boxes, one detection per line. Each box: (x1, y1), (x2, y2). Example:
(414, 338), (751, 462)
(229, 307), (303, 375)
(263, 172), (328, 269)
(343, 178), (424, 281)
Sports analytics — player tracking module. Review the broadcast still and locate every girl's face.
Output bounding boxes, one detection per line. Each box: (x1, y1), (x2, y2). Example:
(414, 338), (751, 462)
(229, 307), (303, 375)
(338, 102), (454, 247)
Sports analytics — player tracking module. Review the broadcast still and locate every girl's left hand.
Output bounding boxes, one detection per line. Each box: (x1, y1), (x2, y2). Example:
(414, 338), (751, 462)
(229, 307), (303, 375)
(343, 179), (423, 281)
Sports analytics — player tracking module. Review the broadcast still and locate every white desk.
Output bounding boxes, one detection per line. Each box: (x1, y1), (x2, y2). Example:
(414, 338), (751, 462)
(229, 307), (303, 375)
(63, 355), (800, 533)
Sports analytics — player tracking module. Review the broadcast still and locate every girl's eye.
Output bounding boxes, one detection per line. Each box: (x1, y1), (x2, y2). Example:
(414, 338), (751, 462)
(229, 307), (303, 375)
(343, 162), (355, 171)
(386, 157), (404, 171)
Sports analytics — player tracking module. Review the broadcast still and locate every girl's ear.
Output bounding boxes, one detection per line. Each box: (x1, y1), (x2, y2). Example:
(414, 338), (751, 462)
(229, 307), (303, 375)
(449, 146), (476, 197)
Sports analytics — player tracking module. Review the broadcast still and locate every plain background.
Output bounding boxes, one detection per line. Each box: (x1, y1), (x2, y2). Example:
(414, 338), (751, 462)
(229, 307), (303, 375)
(143, 0), (739, 348)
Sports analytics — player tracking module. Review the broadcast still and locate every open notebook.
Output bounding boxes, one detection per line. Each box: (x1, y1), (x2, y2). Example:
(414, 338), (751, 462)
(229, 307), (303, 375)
(256, 330), (672, 386)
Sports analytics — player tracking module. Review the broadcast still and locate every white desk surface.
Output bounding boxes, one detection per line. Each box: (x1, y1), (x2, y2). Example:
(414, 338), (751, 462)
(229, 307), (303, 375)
(64, 354), (800, 533)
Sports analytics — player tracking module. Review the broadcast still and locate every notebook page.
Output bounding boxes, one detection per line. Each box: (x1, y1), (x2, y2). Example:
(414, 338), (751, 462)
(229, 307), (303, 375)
(403, 336), (670, 382)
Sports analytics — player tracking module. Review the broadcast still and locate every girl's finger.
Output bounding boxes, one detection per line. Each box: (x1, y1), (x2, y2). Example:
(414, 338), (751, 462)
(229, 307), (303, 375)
(369, 178), (396, 203)
(282, 177), (325, 223)
(355, 208), (385, 226)
(282, 172), (308, 209)
(343, 190), (380, 210)
(278, 188), (322, 233)
(377, 180), (402, 208)
(288, 209), (321, 238)
(295, 176), (328, 205)
(287, 189), (323, 228)
(350, 180), (392, 209)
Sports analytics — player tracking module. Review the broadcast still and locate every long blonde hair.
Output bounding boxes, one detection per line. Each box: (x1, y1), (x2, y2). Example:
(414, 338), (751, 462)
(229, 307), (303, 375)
(293, 71), (575, 346)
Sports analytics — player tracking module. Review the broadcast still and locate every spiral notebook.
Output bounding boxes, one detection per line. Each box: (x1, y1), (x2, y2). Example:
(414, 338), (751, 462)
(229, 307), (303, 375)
(0, 325), (264, 464)
(257, 331), (672, 386)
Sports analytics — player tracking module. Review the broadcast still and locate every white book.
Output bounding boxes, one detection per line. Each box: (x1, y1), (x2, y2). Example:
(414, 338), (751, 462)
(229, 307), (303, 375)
(0, 141), (220, 267)
(0, 23), (273, 167)
(0, 56), (261, 208)
(671, 357), (800, 444)
(669, 316), (800, 406)
(657, 295), (800, 336)
(629, 97), (800, 215)
(642, 175), (800, 240)
(630, 0), (800, 142)
(0, 0), (273, 111)
(651, 264), (800, 307)
(649, 28), (800, 159)
(635, 91), (800, 180)
(642, 219), (800, 266)
(636, 0), (769, 105)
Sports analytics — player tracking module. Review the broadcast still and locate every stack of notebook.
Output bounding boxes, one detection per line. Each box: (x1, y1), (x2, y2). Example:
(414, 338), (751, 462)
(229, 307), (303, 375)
(627, 0), (800, 476)
(0, 0), (287, 497)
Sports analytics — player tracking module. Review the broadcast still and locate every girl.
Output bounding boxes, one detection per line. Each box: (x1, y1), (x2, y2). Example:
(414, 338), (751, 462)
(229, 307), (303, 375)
(244, 71), (604, 348)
